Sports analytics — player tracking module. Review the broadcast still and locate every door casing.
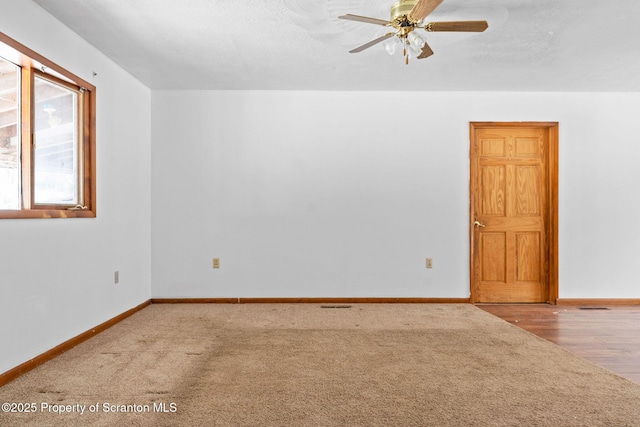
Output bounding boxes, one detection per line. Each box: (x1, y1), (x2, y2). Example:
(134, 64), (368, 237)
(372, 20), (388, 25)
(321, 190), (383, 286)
(469, 122), (559, 304)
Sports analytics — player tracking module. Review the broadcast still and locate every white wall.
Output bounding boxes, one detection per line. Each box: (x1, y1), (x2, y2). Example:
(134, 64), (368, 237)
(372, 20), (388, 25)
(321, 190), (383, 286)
(151, 91), (640, 300)
(0, 0), (152, 374)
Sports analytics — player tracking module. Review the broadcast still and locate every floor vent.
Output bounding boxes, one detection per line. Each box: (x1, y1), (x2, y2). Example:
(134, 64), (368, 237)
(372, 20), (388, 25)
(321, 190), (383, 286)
(320, 305), (352, 309)
(579, 307), (610, 310)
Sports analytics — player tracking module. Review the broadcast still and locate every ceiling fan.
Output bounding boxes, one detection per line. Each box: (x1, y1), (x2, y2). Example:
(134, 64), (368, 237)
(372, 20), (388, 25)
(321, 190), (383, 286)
(339, 0), (488, 64)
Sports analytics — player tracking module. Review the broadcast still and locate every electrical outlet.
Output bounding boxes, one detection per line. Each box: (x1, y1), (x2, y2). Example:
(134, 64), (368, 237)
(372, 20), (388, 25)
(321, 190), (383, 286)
(114, 271), (119, 284)
(425, 258), (433, 269)
(213, 258), (220, 269)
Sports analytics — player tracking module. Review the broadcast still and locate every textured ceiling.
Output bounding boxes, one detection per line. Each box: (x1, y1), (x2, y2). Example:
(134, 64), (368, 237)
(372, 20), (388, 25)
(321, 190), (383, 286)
(31, 0), (640, 91)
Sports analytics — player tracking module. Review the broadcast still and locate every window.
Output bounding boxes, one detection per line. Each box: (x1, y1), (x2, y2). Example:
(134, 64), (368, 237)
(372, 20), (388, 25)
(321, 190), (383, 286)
(0, 32), (96, 219)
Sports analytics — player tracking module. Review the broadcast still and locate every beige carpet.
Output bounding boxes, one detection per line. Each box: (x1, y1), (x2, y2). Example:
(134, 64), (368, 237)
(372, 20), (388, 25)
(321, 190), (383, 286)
(1, 303), (639, 426)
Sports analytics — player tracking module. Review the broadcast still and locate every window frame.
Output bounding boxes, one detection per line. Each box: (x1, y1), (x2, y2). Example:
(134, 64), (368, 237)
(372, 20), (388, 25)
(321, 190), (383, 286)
(0, 32), (96, 219)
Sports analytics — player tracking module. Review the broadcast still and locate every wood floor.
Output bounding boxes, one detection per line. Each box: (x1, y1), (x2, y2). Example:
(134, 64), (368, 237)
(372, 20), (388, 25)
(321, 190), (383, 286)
(479, 304), (640, 384)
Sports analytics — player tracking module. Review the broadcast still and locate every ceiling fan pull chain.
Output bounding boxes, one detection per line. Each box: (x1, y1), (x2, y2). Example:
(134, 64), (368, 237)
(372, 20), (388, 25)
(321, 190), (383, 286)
(405, 39), (410, 64)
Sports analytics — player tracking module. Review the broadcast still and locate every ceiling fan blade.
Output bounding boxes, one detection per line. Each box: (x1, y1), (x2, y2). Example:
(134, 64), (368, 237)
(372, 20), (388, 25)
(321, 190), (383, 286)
(408, 0), (444, 22)
(425, 20), (489, 32)
(417, 41), (434, 59)
(338, 14), (391, 26)
(349, 33), (395, 53)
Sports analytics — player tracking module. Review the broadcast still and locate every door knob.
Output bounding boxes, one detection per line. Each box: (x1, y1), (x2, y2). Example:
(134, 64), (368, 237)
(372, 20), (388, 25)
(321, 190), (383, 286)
(474, 220), (486, 228)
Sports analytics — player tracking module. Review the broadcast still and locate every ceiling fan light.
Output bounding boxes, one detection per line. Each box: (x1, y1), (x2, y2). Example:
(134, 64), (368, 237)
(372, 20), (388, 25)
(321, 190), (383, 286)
(385, 40), (398, 55)
(407, 41), (421, 58)
(408, 32), (425, 49)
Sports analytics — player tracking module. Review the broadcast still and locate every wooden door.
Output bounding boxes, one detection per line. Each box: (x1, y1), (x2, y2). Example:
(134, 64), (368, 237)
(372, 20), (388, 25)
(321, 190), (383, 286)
(470, 123), (558, 303)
